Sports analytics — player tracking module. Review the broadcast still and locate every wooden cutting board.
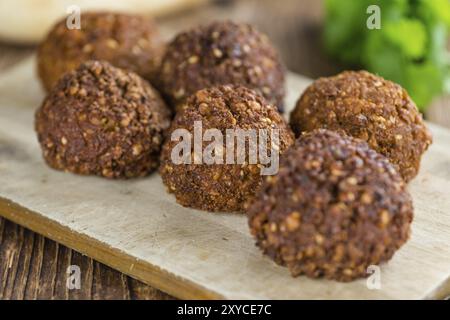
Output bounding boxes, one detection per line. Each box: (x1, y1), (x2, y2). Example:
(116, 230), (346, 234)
(0, 56), (449, 300)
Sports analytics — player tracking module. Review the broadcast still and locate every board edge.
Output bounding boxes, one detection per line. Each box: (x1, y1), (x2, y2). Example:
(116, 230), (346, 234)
(0, 196), (224, 300)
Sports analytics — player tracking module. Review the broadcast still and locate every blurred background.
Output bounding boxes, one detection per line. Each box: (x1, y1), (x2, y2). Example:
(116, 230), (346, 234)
(0, 0), (448, 119)
(0, 0), (449, 300)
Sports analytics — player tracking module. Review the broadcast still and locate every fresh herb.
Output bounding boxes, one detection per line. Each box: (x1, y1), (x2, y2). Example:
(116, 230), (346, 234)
(324, 0), (450, 110)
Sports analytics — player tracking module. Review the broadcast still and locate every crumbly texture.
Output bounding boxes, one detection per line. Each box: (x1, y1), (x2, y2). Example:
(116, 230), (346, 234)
(290, 71), (432, 182)
(159, 20), (286, 111)
(37, 12), (165, 91)
(160, 85), (294, 212)
(35, 60), (171, 179)
(247, 129), (413, 281)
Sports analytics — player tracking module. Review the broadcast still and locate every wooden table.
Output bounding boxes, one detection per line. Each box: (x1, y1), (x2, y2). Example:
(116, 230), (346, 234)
(1, 0), (449, 300)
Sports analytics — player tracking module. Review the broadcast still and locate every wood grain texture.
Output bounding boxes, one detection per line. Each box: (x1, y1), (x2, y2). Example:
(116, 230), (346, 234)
(0, 57), (449, 299)
(0, 216), (172, 300)
(0, 0), (448, 300)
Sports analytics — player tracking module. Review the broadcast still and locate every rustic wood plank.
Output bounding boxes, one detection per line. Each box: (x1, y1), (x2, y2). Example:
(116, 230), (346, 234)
(67, 250), (94, 299)
(0, 216), (4, 246)
(0, 215), (173, 300)
(92, 262), (130, 300)
(128, 277), (175, 300)
(23, 234), (44, 299)
(9, 227), (34, 299)
(1, 222), (22, 299)
(35, 238), (58, 299)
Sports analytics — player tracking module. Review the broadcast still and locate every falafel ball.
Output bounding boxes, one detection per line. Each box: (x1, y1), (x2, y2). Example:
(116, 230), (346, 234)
(290, 71), (432, 182)
(159, 20), (286, 111)
(160, 85), (294, 212)
(247, 129), (413, 281)
(35, 60), (171, 179)
(37, 12), (165, 91)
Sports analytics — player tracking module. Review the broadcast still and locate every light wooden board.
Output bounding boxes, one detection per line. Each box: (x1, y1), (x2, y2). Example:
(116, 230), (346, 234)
(0, 56), (449, 300)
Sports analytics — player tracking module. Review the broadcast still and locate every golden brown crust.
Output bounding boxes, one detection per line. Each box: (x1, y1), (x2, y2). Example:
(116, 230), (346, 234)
(37, 12), (165, 91)
(159, 20), (286, 111)
(35, 60), (171, 179)
(159, 85), (294, 212)
(290, 71), (432, 182)
(247, 129), (413, 281)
